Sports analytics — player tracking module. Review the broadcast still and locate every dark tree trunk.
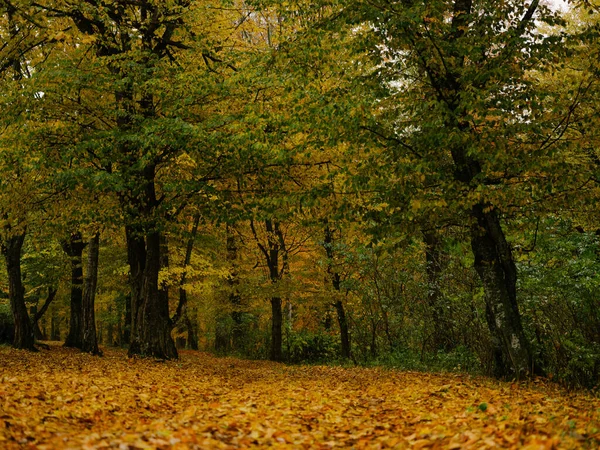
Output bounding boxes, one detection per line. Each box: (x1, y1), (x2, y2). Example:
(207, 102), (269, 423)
(334, 300), (351, 359)
(2, 232), (35, 350)
(370, 318), (378, 358)
(31, 287), (57, 341)
(267, 220), (284, 362)
(123, 293), (132, 345)
(159, 233), (169, 314)
(172, 214), (200, 351)
(470, 204), (533, 378)
(423, 230), (453, 352)
(107, 305), (114, 347)
(178, 283), (200, 350)
(251, 218), (286, 362)
(451, 147), (533, 377)
(227, 227), (245, 350)
(62, 232), (87, 348)
(30, 306), (44, 341)
(41, 316), (48, 341)
(129, 230), (177, 359)
(51, 308), (61, 341)
(270, 297), (283, 361)
(214, 316), (230, 353)
(126, 226), (145, 345)
(126, 162), (177, 359)
(324, 226), (351, 359)
(81, 233), (101, 355)
(406, 0), (537, 378)
(184, 303), (199, 350)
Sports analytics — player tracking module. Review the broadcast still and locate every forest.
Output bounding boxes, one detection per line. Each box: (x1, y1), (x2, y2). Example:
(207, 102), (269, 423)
(1, 0), (600, 391)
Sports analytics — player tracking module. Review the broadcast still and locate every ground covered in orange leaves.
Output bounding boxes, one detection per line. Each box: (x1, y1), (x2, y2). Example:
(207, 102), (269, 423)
(0, 345), (598, 449)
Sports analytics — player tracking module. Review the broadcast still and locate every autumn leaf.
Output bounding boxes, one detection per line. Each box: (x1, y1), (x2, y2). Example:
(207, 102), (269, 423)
(0, 344), (598, 449)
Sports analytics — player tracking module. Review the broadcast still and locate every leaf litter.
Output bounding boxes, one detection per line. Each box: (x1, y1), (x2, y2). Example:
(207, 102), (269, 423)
(0, 345), (598, 449)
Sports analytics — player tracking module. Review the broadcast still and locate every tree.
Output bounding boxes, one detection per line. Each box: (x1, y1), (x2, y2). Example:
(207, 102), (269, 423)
(347, 0), (573, 377)
(323, 225), (351, 359)
(81, 232), (100, 355)
(32, 0), (254, 358)
(0, 0), (54, 350)
(62, 231), (86, 348)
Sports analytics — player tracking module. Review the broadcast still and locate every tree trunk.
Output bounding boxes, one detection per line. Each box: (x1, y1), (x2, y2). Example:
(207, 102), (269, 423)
(30, 306), (44, 341)
(334, 300), (351, 359)
(81, 233), (101, 355)
(125, 226), (145, 346)
(123, 293), (132, 345)
(51, 308), (61, 341)
(324, 226), (351, 359)
(227, 227), (245, 350)
(159, 233), (169, 316)
(270, 297), (283, 362)
(107, 305), (114, 347)
(62, 232), (87, 348)
(32, 287), (57, 342)
(267, 220), (283, 361)
(172, 214), (200, 351)
(2, 232), (35, 350)
(184, 303), (199, 350)
(470, 203), (532, 378)
(129, 230), (177, 359)
(214, 315), (230, 353)
(423, 230), (453, 351)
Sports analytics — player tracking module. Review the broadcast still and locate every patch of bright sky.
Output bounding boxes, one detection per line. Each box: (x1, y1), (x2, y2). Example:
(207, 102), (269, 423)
(544, 0), (570, 11)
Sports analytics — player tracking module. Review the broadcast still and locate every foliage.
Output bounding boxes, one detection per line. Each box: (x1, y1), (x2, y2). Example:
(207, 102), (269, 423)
(517, 217), (600, 389)
(284, 328), (339, 364)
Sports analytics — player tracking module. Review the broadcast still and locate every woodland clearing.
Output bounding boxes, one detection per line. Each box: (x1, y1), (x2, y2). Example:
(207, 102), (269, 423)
(0, 344), (598, 449)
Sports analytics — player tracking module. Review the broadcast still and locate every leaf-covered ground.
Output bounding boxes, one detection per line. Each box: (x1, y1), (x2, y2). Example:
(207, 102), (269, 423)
(0, 345), (598, 449)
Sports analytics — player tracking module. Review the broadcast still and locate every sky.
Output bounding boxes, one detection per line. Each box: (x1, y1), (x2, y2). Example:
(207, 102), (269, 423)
(545, 0), (570, 11)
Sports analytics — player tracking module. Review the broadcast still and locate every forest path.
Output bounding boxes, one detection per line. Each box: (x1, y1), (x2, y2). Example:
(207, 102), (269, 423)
(0, 345), (598, 449)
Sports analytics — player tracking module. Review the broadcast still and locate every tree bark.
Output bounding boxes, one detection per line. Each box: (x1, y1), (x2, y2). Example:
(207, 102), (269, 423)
(334, 300), (351, 359)
(172, 214), (200, 351)
(123, 294), (131, 345)
(423, 230), (454, 351)
(470, 204), (532, 378)
(184, 301), (199, 350)
(417, 0), (536, 377)
(270, 297), (283, 361)
(324, 226), (351, 359)
(267, 220), (284, 361)
(159, 233), (169, 315)
(125, 225), (145, 346)
(30, 306), (44, 340)
(81, 233), (101, 355)
(2, 231), (35, 350)
(31, 287), (57, 341)
(129, 229), (177, 359)
(227, 226), (245, 350)
(51, 308), (60, 341)
(62, 232), (87, 348)
(250, 218), (286, 361)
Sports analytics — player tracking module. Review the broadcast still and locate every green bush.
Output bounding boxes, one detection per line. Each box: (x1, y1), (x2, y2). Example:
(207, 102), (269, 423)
(285, 329), (339, 363)
(370, 345), (482, 374)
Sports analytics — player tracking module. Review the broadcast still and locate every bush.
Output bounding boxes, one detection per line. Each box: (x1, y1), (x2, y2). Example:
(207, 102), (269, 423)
(371, 345), (482, 374)
(285, 329), (339, 363)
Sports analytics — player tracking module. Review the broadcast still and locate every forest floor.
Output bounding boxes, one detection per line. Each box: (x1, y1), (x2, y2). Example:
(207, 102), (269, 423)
(0, 344), (598, 449)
